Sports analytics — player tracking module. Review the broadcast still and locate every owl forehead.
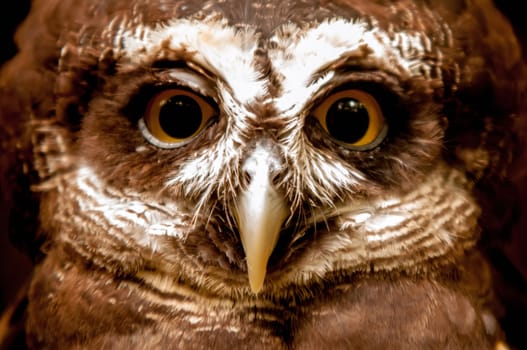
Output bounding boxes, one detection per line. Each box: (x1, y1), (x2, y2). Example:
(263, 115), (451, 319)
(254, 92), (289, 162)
(112, 13), (437, 114)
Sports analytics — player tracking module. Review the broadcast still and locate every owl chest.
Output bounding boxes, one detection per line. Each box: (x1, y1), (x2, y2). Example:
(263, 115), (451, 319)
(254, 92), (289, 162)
(26, 248), (497, 350)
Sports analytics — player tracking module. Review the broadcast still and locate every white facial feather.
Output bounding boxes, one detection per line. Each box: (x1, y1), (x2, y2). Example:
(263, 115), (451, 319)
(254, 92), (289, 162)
(114, 14), (437, 115)
(117, 16), (266, 105)
(51, 160), (478, 296)
(61, 166), (190, 248)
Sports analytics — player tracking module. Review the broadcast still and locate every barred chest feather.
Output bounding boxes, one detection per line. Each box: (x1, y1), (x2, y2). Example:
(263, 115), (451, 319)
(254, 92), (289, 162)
(28, 247), (497, 349)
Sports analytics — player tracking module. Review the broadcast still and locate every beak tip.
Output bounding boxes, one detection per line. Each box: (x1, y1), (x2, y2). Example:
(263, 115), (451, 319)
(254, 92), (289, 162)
(250, 284), (263, 294)
(247, 264), (266, 294)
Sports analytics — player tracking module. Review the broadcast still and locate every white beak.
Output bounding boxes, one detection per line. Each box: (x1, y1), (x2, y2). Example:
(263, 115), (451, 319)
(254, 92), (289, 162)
(234, 145), (289, 293)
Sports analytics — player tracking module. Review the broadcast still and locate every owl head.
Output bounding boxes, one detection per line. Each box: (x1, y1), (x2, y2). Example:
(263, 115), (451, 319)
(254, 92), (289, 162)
(0, 0), (525, 298)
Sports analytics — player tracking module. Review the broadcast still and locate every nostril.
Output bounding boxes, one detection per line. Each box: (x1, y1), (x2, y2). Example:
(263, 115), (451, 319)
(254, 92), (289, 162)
(241, 168), (281, 188)
(242, 170), (252, 187)
(271, 172), (281, 187)
(240, 141), (284, 188)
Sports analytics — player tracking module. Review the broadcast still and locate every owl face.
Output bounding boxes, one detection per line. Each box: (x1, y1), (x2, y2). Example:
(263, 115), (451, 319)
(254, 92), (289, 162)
(30, 0), (509, 297)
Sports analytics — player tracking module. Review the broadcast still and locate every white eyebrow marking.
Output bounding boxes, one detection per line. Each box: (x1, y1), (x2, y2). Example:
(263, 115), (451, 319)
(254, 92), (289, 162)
(112, 15), (266, 106)
(268, 18), (434, 116)
(110, 14), (436, 117)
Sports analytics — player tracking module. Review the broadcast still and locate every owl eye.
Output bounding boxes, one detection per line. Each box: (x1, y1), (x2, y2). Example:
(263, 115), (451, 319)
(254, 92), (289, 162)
(139, 88), (216, 148)
(312, 89), (387, 150)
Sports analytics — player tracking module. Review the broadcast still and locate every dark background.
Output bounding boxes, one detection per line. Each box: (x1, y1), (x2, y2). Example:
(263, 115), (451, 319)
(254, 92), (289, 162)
(1, 0), (526, 342)
(0, 0), (33, 317)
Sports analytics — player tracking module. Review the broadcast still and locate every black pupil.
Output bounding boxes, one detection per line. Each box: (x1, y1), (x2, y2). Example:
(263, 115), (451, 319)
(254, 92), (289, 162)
(159, 95), (202, 139)
(326, 98), (369, 144)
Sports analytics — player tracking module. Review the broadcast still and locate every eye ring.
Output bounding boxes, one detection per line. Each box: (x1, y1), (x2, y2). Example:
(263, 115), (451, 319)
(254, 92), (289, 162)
(139, 88), (217, 149)
(312, 89), (387, 150)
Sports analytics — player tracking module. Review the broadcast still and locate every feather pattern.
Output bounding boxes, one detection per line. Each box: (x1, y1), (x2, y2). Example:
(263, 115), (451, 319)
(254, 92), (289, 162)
(0, 0), (525, 348)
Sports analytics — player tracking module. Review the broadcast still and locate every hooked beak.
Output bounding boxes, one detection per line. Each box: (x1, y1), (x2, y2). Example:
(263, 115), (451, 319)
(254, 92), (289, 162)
(233, 146), (289, 293)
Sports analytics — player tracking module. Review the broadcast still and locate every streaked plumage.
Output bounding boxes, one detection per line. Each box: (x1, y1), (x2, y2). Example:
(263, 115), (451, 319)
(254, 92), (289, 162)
(0, 0), (525, 349)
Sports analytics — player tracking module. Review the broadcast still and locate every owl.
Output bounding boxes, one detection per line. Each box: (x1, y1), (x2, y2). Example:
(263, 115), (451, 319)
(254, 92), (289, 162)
(0, 0), (526, 348)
